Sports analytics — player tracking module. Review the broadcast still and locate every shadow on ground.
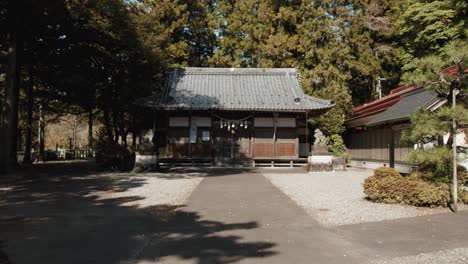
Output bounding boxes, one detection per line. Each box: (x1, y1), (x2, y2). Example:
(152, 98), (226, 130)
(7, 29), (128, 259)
(0, 160), (276, 264)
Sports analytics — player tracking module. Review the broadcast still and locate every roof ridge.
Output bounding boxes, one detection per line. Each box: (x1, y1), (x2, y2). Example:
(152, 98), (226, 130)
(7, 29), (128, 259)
(168, 67), (298, 75)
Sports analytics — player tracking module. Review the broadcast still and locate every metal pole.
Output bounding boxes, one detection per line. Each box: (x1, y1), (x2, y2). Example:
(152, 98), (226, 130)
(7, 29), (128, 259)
(452, 88), (458, 213)
(377, 77), (386, 99)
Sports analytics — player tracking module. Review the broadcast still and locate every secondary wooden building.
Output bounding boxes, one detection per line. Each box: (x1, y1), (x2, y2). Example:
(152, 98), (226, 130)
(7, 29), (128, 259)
(344, 87), (445, 172)
(138, 67), (334, 166)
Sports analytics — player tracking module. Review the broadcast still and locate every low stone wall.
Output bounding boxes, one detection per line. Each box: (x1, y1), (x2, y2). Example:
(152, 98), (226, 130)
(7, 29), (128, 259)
(134, 152), (157, 171)
(349, 159), (414, 174)
(308, 155), (333, 171)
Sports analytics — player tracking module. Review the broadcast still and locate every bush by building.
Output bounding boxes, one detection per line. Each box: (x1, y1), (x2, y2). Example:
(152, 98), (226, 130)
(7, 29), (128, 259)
(364, 173), (450, 207)
(95, 129), (134, 171)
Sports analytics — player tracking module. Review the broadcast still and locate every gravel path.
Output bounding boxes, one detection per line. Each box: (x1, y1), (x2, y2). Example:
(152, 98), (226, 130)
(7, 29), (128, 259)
(91, 172), (203, 208)
(263, 169), (460, 226)
(370, 248), (468, 264)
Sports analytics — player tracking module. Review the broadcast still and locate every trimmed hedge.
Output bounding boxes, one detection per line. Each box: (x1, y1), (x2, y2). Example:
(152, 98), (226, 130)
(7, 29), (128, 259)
(95, 129), (134, 171)
(373, 167), (401, 178)
(364, 175), (450, 207)
(460, 190), (468, 204)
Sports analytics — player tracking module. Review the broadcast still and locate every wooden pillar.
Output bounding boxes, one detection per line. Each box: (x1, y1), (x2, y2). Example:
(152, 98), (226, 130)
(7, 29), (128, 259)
(389, 128), (395, 168)
(188, 112), (192, 158)
(230, 127), (234, 160)
(305, 112), (309, 155)
(273, 113), (278, 158)
(210, 112), (215, 165)
(250, 112), (255, 158)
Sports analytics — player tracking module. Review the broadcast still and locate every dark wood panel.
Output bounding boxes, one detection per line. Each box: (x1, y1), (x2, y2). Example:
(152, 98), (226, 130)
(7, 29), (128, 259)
(192, 143), (212, 158)
(168, 127), (189, 143)
(276, 128), (297, 141)
(168, 143), (188, 158)
(254, 128), (274, 143)
(277, 143), (297, 157)
(253, 143), (274, 158)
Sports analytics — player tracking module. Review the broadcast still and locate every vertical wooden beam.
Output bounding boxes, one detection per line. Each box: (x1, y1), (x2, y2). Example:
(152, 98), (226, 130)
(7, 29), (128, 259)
(230, 128), (234, 160)
(305, 112), (309, 155)
(389, 128), (395, 168)
(273, 113), (278, 158)
(210, 112), (215, 166)
(251, 113), (255, 158)
(296, 115), (300, 158)
(188, 111), (192, 158)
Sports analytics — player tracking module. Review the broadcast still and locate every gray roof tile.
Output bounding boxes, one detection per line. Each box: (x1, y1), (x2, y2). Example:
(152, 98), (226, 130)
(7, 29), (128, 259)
(366, 88), (439, 126)
(139, 67), (334, 112)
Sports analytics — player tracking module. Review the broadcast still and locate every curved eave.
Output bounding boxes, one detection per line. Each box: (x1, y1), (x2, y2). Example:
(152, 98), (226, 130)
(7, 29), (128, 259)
(153, 106), (334, 113)
(155, 98), (335, 113)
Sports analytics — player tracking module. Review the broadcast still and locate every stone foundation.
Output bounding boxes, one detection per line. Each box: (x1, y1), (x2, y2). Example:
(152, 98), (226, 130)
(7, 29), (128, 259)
(133, 152), (157, 172)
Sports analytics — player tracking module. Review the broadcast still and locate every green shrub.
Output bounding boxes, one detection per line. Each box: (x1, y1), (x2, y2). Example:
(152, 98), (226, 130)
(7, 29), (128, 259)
(325, 134), (347, 157)
(95, 129), (134, 171)
(408, 147), (452, 181)
(373, 167), (401, 178)
(457, 165), (467, 186)
(364, 175), (450, 207)
(409, 147), (467, 184)
(460, 190), (468, 204)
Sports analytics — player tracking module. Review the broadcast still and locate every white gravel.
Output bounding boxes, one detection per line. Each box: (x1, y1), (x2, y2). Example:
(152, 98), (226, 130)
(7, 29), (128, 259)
(370, 248), (468, 264)
(263, 169), (458, 227)
(90, 172), (203, 208)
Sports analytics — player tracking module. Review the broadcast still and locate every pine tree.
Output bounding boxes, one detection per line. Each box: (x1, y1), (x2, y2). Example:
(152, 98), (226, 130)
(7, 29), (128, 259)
(402, 40), (468, 146)
(132, 0), (189, 67)
(396, 0), (467, 66)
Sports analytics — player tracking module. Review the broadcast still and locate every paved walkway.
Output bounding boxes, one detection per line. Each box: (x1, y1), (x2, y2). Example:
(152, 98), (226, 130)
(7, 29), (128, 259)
(140, 171), (368, 263)
(140, 170), (468, 264)
(0, 161), (160, 264)
(336, 209), (468, 259)
(3, 164), (468, 264)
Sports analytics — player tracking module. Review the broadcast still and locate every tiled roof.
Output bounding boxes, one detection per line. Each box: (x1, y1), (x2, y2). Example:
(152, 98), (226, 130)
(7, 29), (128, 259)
(349, 65), (467, 121)
(351, 85), (419, 117)
(139, 68), (334, 112)
(366, 88), (440, 126)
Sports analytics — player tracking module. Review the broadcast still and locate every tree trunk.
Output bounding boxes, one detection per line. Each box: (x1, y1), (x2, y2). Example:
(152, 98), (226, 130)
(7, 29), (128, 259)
(446, 131), (453, 148)
(132, 131), (137, 150)
(23, 64), (34, 165)
(437, 135), (444, 147)
(119, 111), (126, 146)
(0, 5), (22, 173)
(113, 126), (119, 143)
(72, 118), (77, 150)
(38, 102), (45, 162)
(112, 109), (119, 143)
(121, 134), (127, 146)
(88, 107), (93, 149)
(103, 107), (113, 140)
(132, 114), (137, 151)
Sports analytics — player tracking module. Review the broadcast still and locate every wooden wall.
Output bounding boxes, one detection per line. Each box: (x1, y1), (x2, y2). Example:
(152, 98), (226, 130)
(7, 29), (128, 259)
(159, 112), (308, 160)
(345, 128), (413, 163)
